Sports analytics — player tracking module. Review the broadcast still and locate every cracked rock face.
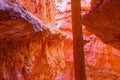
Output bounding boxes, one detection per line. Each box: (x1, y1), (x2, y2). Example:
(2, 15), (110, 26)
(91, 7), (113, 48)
(82, 0), (120, 49)
(0, 0), (65, 80)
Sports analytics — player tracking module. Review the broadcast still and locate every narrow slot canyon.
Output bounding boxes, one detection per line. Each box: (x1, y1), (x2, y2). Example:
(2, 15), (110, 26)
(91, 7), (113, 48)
(0, 0), (120, 80)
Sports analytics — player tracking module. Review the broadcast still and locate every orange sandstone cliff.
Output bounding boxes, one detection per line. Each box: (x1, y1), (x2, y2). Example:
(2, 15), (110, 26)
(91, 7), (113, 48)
(0, 0), (65, 80)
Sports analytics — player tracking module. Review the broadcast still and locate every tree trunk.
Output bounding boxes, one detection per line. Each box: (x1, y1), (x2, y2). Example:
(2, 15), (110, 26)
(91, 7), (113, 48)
(71, 0), (87, 80)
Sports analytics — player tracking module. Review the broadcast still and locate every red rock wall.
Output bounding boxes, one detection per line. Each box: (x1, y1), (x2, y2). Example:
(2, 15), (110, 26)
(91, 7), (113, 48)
(91, 0), (99, 6)
(0, 0), (65, 80)
(82, 0), (120, 50)
(20, 0), (55, 25)
(56, 0), (120, 80)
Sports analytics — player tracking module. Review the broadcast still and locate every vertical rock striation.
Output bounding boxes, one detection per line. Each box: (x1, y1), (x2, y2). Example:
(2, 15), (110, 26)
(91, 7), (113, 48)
(20, 0), (55, 25)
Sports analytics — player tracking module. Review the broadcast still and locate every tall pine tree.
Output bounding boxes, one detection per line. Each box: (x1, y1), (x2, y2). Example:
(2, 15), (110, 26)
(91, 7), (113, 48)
(71, 0), (87, 80)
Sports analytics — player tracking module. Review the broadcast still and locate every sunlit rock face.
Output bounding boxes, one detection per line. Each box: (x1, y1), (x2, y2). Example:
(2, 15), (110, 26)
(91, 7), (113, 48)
(0, 0), (65, 80)
(84, 29), (120, 80)
(20, 0), (55, 25)
(56, 0), (120, 80)
(83, 0), (120, 79)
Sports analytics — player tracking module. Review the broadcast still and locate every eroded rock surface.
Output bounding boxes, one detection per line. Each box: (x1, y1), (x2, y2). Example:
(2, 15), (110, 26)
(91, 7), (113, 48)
(56, 0), (120, 80)
(82, 0), (120, 49)
(20, 0), (55, 25)
(0, 0), (65, 80)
